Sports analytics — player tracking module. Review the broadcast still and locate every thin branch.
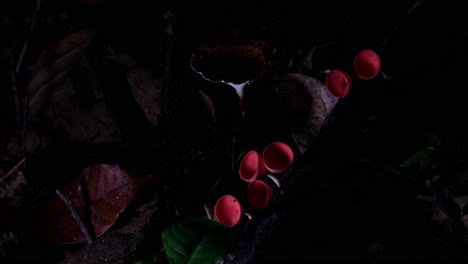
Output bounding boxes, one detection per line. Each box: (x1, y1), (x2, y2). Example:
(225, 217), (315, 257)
(56, 189), (93, 245)
(9, 53), (21, 128)
(161, 11), (176, 117)
(231, 137), (236, 171)
(0, 159), (25, 181)
(14, 0), (42, 207)
(16, 0), (42, 75)
(208, 174), (227, 194)
(160, 11), (178, 168)
(379, 0), (425, 55)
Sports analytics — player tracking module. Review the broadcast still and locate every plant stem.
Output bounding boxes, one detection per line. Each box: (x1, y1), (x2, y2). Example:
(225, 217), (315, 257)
(231, 136), (236, 172)
(16, 0), (42, 75)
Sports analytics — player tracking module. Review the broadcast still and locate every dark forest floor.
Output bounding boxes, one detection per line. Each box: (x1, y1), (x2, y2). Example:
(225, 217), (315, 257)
(2, 0), (468, 263)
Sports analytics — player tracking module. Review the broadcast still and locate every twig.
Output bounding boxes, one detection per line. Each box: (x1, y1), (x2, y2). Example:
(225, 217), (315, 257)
(9, 54), (21, 128)
(160, 11), (178, 171)
(16, 0), (42, 208)
(56, 189), (93, 245)
(231, 137), (236, 171)
(208, 174), (227, 194)
(161, 11), (176, 117)
(379, 0), (425, 55)
(16, 0), (42, 75)
(0, 159), (25, 181)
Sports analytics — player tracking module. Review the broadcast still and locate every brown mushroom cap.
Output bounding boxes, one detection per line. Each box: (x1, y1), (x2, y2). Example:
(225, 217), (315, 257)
(191, 40), (273, 84)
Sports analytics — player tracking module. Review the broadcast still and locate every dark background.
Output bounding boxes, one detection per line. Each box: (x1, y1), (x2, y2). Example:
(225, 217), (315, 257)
(2, 0), (468, 262)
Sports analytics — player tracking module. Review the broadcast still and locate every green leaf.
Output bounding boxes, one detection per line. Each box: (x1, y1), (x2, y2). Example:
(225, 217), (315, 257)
(385, 165), (401, 175)
(400, 147), (435, 169)
(162, 217), (241, 264)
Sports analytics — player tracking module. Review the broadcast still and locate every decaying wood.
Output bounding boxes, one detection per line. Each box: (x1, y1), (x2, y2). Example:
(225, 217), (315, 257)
(271, 73), (338, 154)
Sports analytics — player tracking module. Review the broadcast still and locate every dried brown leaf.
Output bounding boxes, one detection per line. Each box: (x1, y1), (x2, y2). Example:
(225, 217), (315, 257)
(127, 68), (163, 126)
(38, 164), (151, 245)
(25, 30), (121, 154)
(28, 30), (96, 102)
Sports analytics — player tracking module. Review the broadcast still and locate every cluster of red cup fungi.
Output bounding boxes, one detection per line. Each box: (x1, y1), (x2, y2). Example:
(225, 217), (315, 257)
(211, 50), (381, 227)
(325, 49), (381, 98)
(214, 142), (295, 227)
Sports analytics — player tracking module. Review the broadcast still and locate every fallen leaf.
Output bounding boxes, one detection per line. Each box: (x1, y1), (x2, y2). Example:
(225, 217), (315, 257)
(127, 67), (163, 126)
(38, 164), (151, 245)
(27, 30), (96, 111)
(25, 30), (121, 154)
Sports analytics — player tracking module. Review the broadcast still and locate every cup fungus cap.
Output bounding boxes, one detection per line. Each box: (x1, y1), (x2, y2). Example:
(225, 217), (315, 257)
(247, 180), (272, 209)
(214, 195), (243, 227)
(353, 49), (381, 80)
(239, 151), (267, 182)
(263, 142), (294, 174)
(325, 70), (352, 98)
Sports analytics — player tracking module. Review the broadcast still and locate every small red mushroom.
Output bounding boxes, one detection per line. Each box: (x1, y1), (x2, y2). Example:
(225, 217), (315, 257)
(247, 180), (272, 209)
(239, 151), (267, 182)
(263, 142), (295, 174)
(353, 49), (381, 80)
(214, 195), (243, 227)
(325, 70), (352, 98)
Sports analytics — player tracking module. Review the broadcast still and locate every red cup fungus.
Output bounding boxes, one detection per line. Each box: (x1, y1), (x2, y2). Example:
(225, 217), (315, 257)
(353, 49), (381, 80)
(214, 195), (243, 227)
(247, 180), (273, 209)
(325, 70), (352, 98)
(263, 142), (295, 173)
(239, 151), (267, 182)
